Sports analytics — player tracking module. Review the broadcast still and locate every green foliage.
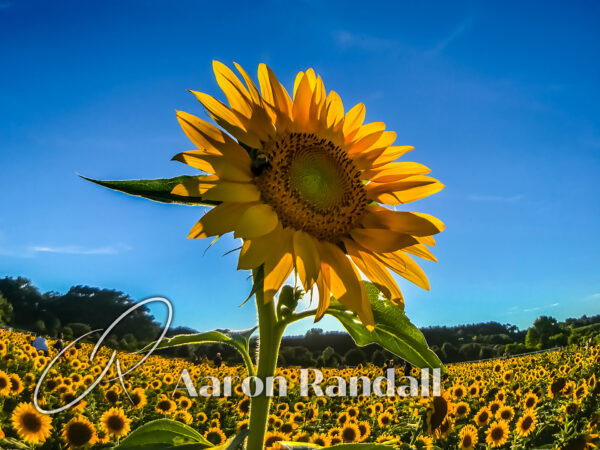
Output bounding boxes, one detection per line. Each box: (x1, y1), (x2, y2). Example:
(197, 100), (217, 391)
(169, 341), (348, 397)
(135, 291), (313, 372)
(505, 342), (530, 355)
(139, 327), (257, 374)
(33, 319), (46, 334)
(0, 277), (163, 347)
(81, 175), (220, 206)
(321, 346), (342, 367)
(527, 316), (561, 349)
(115, 418), (213, 448)
(279, 346), (316, 366)
(549, 332), (568, 346)
(325, 283), (443, 370)
(0, 293), (13, 325)
(280, 443), (395, 449)
(61, 326), (73, 340)
(67, 322), (92, 338)
(141, 328), (255, 355)
(371, 349), (387, 366)
(525, 327), (541, 349)
(344, 348), (367, 366)
(458, 343), (481, 361)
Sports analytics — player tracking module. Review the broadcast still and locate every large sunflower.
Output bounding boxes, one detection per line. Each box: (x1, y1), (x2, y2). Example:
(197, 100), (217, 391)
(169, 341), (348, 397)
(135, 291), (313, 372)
(173, 62), (445, 327)
(10, 402), (53, 445)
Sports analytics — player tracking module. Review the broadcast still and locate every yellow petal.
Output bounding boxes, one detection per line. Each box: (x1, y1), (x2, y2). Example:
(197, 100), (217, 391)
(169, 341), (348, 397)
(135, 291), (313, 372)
(172, 179), (260, 202)
(345, 239), (404, 307)
(213, 61), (253, 118)
(234, 62), (262, 105)
(367, 176), (445, 205)
(191, 91), (262, 149)
(293, 71), (304, 99)
(188, 202), (256, 239)
(325, 90), (344, 129)
(292, 231), (320, 291)
(375, 250), (430, 290)
(237, 225), (282, 270)
(233, 204), (279, 239)
(258, 63), (292, 119)
(292, 73), (313, 127)
(318, 241), (374, 329)
(417, 235), (436, 246)
(403, 243), (437, 262)
(350, 228), (418, 253)
(370, 145), (414, 167)
(263, 228), (294, 300)
(342, 103), (366, 139)
(314, 268), (331, 321)
(361, 208), (445, 236)
(363, 162), (432, 183)
(172, 151), (252, 182)
(348, 128), (386, 153)
(352, 122), (386, 141)
(176, 111), (251, 164)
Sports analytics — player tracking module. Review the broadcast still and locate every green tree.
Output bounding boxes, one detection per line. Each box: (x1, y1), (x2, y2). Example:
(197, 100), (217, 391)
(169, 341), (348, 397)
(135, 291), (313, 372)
(344, 348), (366, 366)
(0, 293), (14, 325)
(33, 319), (46, 334)
(526, 316), (560, 349)
(371, 349), (387, 367)
(67, 322), (92, 338)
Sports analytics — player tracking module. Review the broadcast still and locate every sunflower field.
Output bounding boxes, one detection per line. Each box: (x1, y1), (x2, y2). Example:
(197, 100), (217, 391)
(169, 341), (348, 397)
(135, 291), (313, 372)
(0, 328), (598, 449)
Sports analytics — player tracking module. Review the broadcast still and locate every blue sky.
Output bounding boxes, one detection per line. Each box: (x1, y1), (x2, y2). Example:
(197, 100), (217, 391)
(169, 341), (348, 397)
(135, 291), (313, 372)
(1, 0), (599, 335)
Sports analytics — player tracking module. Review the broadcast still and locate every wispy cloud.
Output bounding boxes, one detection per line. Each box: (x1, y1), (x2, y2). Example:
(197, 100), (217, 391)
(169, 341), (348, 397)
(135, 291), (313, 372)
(523, 302), (560, 313)
(332, 30), (401, 52)
(427, 18), (474, 55)
(586, 293), (600, 301)
(468, 194), (524, 203)
(29, 244), (131, 255)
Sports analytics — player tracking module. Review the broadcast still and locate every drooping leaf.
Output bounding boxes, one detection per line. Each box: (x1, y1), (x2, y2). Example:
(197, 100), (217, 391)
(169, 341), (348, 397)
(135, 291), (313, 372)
(279, 444), (395, 450)
(328, 445), (396, 450)
(81, 175), (220, 206)
(114, 419), (212, 448)
(279, 443), (321, 449)
(325, 282), (443, 370)
(0, 437), (30, 449)
(138, 327), (257, 362)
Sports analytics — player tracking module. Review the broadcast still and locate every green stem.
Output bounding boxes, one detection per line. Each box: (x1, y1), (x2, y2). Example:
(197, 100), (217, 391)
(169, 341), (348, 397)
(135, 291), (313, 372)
(241, 345), (257, 378)
(282, 308), (318, 326)
(246, 267), (285, 450)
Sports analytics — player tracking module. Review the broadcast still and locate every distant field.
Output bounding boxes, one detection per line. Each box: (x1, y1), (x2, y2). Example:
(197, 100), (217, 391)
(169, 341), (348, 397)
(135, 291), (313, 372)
(0, 329), (598, 449)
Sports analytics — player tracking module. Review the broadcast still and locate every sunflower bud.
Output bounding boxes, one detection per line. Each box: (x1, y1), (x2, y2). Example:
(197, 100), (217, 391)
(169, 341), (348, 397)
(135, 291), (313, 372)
(276, 285), (302, 320)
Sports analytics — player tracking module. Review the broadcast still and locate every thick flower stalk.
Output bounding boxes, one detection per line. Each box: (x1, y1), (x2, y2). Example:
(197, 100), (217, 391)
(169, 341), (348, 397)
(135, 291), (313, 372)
(169, 61), (445, 449)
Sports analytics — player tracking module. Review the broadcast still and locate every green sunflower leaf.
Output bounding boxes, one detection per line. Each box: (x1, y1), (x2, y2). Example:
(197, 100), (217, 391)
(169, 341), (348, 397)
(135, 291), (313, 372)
(138, 327), (257, 375)
(139, 327), (256, 354)
(81, 175), (220, 206)
(328, 445), (396, 449)
(278, 444), (395, 450)
(325, 282), (443, 371)
(114, 418), (212, 448)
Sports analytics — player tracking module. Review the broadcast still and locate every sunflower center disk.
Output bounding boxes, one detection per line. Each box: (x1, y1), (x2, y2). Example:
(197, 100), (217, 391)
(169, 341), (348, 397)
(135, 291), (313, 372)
(289, 150), (344, 210)
(255, 132), (367, 241)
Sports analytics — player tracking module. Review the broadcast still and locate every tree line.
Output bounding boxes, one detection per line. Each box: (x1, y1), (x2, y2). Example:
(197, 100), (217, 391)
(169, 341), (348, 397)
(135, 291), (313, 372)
(0, 276), (598, 366)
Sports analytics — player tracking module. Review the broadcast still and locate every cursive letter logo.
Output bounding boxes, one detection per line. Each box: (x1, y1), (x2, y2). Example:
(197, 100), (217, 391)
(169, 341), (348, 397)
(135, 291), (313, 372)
(34, 297), (173, 414)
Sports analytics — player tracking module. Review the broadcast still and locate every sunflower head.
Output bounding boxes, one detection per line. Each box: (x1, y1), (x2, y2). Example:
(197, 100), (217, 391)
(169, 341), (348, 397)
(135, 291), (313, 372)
(10, 402), (53, 445)
(100, 407), (131, 438)
(173, 62), (445, 328)
(486, 421), (510, 447)
(62, 415), (97, 449)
